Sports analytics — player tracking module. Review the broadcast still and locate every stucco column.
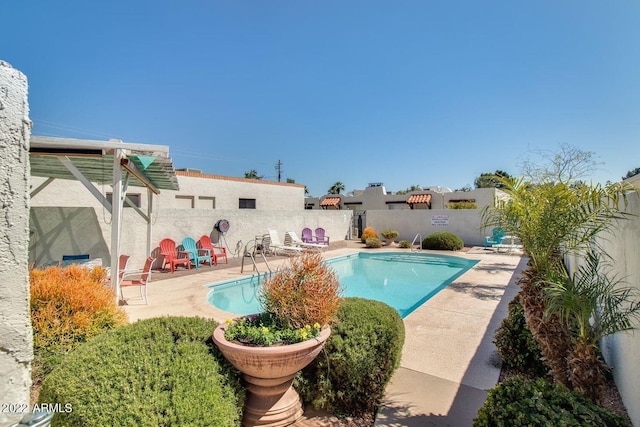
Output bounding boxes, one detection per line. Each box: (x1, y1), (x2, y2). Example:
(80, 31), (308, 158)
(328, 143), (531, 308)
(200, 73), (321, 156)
(0, 61), (33, 425)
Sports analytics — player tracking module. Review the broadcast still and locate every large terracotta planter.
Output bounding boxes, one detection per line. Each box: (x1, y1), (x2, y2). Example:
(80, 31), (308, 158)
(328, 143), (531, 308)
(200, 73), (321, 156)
(213, 322), (331, 427)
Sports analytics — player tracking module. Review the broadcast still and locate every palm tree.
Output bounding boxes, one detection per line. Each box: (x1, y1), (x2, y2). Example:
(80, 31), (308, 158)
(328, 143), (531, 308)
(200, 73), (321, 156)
(543, 250), (640, 402)
(484, 177), (629, 276)
(328, 181), (345, 195)
(482, 176), (631, 388)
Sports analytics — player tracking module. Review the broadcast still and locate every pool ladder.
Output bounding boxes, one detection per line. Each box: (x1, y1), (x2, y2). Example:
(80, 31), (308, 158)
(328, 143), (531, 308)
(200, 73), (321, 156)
(241, 236), (272, 275)
(411, 234), (422, 252)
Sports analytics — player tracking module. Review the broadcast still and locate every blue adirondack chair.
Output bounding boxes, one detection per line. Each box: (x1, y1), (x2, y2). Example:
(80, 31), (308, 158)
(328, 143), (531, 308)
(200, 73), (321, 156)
(484, 227), (505, 247)
(182, 237), (213, 269)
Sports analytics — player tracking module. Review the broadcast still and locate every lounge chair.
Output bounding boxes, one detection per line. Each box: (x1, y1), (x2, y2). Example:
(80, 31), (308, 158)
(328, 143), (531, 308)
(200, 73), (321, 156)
(159, 238), (191, 272)
(198, 235), (229, 265)
(314, 227), (330, 245)
(285, 231), (324, 250)
(182, 237), (213, 269)
(267, 230), (303, 256)
(120, 256), (154, 304)
(301, 228), (316, 243)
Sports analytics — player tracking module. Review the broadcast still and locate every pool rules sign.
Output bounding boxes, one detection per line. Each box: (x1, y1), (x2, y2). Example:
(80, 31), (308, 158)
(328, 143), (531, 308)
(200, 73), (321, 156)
(431, 215), (449, 227)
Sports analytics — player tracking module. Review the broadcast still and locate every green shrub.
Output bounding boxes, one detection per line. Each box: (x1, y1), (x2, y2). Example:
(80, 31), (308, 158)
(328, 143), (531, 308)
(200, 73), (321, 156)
(365, 237), (383, 248)
(421, 232), (464, 251)
(298, 297), (405, 416)
(446, 201), (478, 209)
(39, 316), (244, 427)
(493, 294), (549, 377)
(398, 240), (412, 248)
(474, 376), (627, 427)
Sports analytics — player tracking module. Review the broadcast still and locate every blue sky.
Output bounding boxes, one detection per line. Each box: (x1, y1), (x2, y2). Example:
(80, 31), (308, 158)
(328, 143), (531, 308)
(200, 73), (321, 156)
(3, 1), (639, 196)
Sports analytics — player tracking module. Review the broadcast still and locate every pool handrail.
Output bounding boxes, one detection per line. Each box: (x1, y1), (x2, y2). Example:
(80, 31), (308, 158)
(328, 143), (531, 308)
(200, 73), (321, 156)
(411, 234), (422, 252)
(240, 236), (272, 275)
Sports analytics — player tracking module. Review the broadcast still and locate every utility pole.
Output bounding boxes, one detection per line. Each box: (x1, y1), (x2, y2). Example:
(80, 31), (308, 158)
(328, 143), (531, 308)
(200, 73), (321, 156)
(275, 160), (282, 182)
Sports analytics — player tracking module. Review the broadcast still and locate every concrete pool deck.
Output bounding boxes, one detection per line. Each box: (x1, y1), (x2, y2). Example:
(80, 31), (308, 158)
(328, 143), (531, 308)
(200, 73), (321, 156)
(121, 241), (527, 427)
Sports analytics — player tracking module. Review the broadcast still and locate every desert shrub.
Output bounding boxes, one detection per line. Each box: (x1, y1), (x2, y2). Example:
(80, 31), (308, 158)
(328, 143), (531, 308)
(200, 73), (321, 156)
(398, 240), (412, 248)
(421, 232), (464, 251)
(474, 376), (627, 427)
(298, 297), (405, 416)
(30, 265), (128, 382)
(39, 316), (244, 427)
(380, 229), (399, 240)
(446, 201), (478, 209)
(493, 294), (549, 377)
(360, 227), (379, 243)
(259, 251), (343, 329)
(365, 237), (383, 248)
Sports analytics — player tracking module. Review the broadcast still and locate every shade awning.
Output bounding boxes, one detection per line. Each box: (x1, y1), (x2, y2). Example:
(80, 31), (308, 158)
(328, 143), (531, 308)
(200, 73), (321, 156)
(407, 194), (432, 204)
(29, 136), (179, 191)
(320, 197), (341, 207)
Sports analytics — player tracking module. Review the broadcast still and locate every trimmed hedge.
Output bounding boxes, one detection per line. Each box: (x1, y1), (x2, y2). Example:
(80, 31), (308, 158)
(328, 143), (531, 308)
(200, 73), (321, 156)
(474, 376), (627, 427)
(39, 317), (244, 427)
(298, 297), (405, 415)
(493, 294), (549, 377)
(421, 232), (464, 251)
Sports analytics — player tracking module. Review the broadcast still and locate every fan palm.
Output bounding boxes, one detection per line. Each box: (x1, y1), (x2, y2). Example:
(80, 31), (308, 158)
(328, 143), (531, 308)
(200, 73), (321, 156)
(328, 181), (345, 195)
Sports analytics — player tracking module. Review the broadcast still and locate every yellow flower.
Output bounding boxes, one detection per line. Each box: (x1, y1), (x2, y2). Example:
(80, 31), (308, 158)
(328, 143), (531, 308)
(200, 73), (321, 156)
(300, 329), (308, 340)
(261, 326), (269, 334)
(313, 323), (321, 330)
(225, 319), (233, 325)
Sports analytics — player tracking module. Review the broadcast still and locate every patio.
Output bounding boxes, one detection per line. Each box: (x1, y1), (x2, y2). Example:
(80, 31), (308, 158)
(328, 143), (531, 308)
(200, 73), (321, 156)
(122, 241), (526, 427)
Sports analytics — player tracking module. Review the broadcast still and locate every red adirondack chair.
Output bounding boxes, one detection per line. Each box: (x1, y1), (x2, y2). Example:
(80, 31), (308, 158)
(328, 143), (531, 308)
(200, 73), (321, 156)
(159, 238), (191, 272)
(197, 235), (228, 266)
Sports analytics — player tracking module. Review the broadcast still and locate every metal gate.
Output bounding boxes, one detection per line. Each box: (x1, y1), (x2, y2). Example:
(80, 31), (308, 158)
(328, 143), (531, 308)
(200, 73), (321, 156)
(351, 210), (366, 239)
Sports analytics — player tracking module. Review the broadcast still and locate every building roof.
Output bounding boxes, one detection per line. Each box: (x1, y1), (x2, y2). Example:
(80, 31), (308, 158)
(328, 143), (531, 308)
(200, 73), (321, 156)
(320, 196), (341, 207)
(407, 194), (432, 204)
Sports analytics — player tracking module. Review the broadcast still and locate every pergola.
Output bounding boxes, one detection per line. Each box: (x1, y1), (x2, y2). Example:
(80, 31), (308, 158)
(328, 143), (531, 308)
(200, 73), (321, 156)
(29, 136), (179, 303)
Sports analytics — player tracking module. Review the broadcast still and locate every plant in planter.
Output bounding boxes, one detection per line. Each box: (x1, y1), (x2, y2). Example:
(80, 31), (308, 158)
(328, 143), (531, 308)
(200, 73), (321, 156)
(380, 229), (400, 246)
(213, 251), (343, 427)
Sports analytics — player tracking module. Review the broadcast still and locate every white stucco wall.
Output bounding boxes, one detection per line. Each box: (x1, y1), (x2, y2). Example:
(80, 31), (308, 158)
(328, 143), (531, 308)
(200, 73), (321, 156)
(0, 61), (32, 426)
(29, 169), (349, 268)
(172, 172), (305, 210)
(30, 171), (305, 211)
(364, 209), (486, 246)
(563, 188), (640, 426)
(597, 190), (640, 426)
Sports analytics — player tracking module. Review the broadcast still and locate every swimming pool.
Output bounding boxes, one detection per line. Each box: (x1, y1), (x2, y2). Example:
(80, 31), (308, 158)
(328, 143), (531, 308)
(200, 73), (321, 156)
(206, 252), (478, 318)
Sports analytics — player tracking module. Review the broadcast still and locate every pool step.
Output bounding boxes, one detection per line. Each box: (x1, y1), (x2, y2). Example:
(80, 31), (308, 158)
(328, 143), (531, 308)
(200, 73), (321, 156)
(361, 253), (473, 267)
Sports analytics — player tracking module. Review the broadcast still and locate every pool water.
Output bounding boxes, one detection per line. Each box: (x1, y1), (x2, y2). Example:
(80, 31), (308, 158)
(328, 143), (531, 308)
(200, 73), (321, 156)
(206, 252), (478, 318)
